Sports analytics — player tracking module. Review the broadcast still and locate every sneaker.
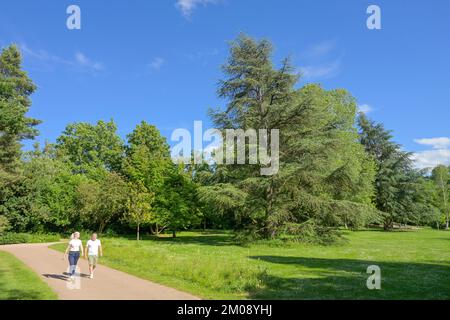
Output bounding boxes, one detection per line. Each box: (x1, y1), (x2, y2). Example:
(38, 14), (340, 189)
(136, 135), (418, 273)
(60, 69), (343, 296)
(90, 273), (94, 279)
(70, 275), (75, 281)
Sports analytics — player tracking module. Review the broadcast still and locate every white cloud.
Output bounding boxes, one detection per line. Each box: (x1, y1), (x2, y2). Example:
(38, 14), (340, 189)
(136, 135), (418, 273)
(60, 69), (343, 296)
(299, 39), (342, 81)
(358, 104), (373, 114)
(299, 59), (341, 80)
(414, 137), (450, 150)
(301, 40), (337, 59)
(148, 57), (165, 70)
(412, 149), (450, 169)
(184, 48), (219, 61)
(413, 137), (450, 169)
(181, 48), (219, 67)
(176, 0), (218, 18)
(20, 43), (70, 66)
(19, 43), (104, 73)
(74, 52), (104, 71)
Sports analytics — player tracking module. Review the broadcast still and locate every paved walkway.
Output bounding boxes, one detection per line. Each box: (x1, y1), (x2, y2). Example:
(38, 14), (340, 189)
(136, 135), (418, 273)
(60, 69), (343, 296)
(1, 243), (199, 300)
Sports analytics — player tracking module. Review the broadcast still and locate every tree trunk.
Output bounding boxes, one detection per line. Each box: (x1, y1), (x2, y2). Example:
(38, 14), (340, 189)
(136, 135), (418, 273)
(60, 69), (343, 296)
(137, 224), (140, 241)
(172, 230), (176, 238)
(439, 172), (449, 230)
(98, 222), (106, 234)
(383, 218), (393, 231)
(264, 180), (275, 238)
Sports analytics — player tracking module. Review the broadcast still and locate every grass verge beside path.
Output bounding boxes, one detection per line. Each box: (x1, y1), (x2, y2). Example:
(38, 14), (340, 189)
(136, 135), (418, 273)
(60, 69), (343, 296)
(51, 228), (450, 300)
(0, 251), (57, 300)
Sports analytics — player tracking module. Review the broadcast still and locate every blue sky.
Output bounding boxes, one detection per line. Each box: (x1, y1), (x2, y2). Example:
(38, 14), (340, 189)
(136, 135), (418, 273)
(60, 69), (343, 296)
(0, 0), (449, 168)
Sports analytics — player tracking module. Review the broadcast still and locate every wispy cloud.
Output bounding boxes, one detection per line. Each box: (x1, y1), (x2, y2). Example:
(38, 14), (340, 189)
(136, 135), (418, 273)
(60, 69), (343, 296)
(74, 52), (104, 71)
(413, 137), (450, 169)
(358, 104), (373, 114)
(301, 39), (337, 59)
(148, 57), (165, 70)
(20, 43), (69, 65)
(19, 43), (104, 74)
(298, 40), (342, 80)
(181, 48), (219, 66)
(299, 58), (341, 80)
(176, 0), (219, 18)
(184, 48), (219, 61)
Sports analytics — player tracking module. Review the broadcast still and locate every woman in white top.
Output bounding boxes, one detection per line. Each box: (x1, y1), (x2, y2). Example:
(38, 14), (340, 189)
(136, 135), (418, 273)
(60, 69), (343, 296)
(64, 232), (84, 280)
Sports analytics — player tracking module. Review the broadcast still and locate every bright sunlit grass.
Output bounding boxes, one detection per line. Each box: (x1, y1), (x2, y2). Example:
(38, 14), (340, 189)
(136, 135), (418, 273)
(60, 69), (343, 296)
(51, 228), (450, 300)
(0, 251), (57, 300)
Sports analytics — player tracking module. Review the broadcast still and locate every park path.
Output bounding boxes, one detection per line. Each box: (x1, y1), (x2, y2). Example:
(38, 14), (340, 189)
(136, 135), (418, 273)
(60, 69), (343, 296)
(0, 242), (199, 300)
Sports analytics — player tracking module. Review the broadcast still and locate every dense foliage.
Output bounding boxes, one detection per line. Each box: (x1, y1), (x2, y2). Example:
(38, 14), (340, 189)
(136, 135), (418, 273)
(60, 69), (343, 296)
(0, 38), (448, 242)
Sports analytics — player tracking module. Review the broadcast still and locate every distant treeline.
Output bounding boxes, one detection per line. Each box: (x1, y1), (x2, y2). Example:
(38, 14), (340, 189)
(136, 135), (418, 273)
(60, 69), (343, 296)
(0, 35), (448, 242)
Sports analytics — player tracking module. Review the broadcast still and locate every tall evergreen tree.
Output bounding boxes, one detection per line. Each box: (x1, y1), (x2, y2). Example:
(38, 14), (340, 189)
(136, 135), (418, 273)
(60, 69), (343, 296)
(0, 45), (41, 173)
(0, 45), (41, 230)
(358, 113), (414, 229)
(206, 35), (377, 240)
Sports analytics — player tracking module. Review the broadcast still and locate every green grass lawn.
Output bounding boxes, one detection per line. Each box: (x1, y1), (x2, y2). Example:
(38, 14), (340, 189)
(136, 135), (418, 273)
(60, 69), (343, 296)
(51, 228), (450, 300)
(0, 251), (57, 300)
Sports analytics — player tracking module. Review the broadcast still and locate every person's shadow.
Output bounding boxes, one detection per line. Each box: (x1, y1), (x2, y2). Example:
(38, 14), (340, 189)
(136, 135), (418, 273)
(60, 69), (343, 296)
(43, 273), (90, 281)
(42, 274), (68, 281)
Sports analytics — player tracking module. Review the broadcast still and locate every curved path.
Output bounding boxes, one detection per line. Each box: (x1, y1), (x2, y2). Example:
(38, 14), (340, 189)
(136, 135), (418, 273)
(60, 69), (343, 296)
(0, 243), (199, 300)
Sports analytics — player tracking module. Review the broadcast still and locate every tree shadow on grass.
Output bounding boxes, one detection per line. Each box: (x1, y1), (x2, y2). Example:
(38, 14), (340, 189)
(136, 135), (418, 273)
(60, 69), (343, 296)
(247, 256), (450, 300)
(0, 281), (47, 300)
(120, 232), (236, 247)
(349, 228), (419, 233)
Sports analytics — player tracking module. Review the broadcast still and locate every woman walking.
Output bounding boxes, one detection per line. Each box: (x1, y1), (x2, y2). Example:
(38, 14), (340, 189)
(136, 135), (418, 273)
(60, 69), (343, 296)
(64, 232), (84, 281)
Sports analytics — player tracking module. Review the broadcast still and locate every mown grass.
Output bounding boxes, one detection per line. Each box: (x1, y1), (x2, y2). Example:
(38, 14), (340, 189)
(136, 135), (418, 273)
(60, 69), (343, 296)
(0, 251), (57, 300)
(51, 228), (450, 300)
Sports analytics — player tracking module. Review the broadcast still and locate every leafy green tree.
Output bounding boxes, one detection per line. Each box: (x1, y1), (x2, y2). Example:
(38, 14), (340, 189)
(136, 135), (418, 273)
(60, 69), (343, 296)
(76, 171), (129, 233)
(431, 165), (449, 229)
(155, 167), (201, 238)
(0, 215), (10, 234)
(123, 121), (178, 234)
(123, 121), (171, 192)
(125, 183), (154, 241)
(56, 120), (124, 174)
(22, 149), (85, 232)
(403, 172), (440, 227)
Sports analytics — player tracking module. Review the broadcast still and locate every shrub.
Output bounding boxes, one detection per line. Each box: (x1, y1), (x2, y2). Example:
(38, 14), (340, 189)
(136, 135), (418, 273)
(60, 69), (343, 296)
(0, 233), (60, 245)
(0, 216), (10, 234)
